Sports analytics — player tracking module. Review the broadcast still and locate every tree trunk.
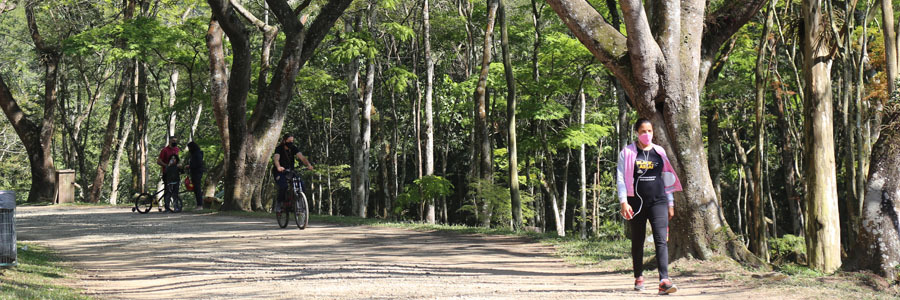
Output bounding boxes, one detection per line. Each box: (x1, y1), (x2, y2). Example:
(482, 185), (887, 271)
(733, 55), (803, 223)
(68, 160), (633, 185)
(844, 112), (900, 280)
(360, 50), (374, 217)
(578, 89), (587, 239)
(422, 0), (436, 224)
(474, 0), (499, 227)
(881, 0), (897, 96)
(0, 3), (63, 204)
(346, 20), (363, 216)
(750, 0), (774, 260)
(801, 0), (841, 273)
(110, 112), (133, 205)
(133, 61), (149, 194)
(548, 0), (767, 265)
(207, 0), (353, 211)
(90, 60), (136, 203)
(775, 84), (803, 236)
(707, 106), (724, 211)
(498, 0), (521, 230)
(168, 68), (179, 138)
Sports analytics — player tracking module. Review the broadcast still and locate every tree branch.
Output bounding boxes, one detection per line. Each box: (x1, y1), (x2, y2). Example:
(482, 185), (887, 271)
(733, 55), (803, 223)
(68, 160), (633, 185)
(25, 2), (50, 53)
(545, 0), (635, 93)
(230, 0), (269, 30)
(0, 0), (15, 15)
(700, 0), (767, 76)
(266, 0), (301, 33)
(0, 75), (40, 149)
(299, 0), (354, 64)
(293, 0), (312, 17)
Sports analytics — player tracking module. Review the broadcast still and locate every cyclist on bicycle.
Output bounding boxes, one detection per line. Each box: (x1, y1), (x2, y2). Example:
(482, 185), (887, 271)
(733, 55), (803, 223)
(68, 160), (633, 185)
(157, 136), (181, 212)
(272, 133), (313, 213)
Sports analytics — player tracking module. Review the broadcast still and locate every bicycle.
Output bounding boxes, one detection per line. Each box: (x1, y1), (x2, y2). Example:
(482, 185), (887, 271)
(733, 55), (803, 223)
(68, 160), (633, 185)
(132, 181), (184, 214)
(275, 169), (309, 229)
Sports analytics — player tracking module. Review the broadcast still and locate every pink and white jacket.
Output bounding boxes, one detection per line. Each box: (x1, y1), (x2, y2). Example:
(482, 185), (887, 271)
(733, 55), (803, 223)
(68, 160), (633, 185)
(616, 143), (682, 207)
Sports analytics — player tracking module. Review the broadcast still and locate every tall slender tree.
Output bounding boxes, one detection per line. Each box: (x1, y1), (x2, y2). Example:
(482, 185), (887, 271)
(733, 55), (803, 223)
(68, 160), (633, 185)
(474, 0), (499, 227)
(801, 0), (841, 273)
(499, 0), (521, 230)
(750, 0), (776, 260)
(423, 0), (436, 224)
(90, 0), (137, 203)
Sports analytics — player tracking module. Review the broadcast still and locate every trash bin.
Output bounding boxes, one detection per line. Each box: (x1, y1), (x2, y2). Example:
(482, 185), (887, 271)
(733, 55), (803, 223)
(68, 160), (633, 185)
(0, 190), (15, 267)
(56, 169), (75, 204)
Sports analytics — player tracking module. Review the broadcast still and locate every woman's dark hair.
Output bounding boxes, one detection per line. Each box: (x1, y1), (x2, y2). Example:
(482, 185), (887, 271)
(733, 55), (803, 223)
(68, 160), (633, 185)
(187, 141), (200, 153)
(282, 133), (294, 142)
(633, 118), (652, 132)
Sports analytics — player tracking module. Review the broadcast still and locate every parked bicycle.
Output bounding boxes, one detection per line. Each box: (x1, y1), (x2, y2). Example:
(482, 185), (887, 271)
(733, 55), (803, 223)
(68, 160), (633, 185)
(276, 169), (309, 229)
(132, 182), (184, 214)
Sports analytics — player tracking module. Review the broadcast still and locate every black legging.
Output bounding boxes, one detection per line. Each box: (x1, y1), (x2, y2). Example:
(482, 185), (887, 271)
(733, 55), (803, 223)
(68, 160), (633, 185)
(628, 196), (669, 281)
(190, 171), (203, 207)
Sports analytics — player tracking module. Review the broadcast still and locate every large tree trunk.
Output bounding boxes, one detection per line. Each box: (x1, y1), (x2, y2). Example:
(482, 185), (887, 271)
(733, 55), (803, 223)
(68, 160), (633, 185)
(548, 0), (767, 265)
(207, 0), (353, 211)
(0, 3), (63, 204)
(474, 0), (499, 227)
(423, 0), (436, 224)
(801, 0), (841, 273)
(750, 0), (775, 260)
(844, 111), (900, 280)
(499, 0), (521, 230)
(0, 74), (58, 204)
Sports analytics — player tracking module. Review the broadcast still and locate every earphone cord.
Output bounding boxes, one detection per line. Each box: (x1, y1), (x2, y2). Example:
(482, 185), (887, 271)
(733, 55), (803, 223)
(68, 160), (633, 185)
(633, 149), (650, 218)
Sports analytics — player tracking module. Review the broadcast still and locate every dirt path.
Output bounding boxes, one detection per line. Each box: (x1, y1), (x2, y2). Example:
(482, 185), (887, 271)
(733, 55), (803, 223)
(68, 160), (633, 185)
(17, 206), (781, 299)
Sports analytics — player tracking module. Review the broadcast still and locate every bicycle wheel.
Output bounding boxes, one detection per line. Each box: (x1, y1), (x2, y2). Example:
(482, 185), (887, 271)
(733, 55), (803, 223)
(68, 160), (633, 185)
(276, 195), (290, 228)
(294, 191), (309, 229)
(134, 193), (154, 214)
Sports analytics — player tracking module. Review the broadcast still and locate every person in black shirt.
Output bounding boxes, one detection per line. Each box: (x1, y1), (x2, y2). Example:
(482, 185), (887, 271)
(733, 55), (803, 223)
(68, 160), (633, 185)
(272, 133), (314, 213)
(185, 141), (206, 210)
(616, 118), (680, 295)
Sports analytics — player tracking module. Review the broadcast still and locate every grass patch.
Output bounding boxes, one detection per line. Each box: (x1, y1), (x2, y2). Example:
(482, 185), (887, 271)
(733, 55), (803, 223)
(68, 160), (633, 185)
(0, 243), (90, 300)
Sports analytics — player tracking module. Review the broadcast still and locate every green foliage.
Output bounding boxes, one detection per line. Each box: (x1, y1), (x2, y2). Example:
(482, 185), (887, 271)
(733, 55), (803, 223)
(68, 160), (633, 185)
(328, 32), (378, 62)
(522, 99), (569, 121)
(385, 67), (418, 93)
(394, 175), (454, 216)
(461, 178), (535, 227)
(768, 234), (806, 263)
(557, 124), (611, 149)
(381, 22), (415, 42)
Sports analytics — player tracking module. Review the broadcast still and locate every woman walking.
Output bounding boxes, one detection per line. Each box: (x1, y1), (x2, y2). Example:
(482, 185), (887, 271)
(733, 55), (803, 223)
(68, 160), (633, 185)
(616, 118), (682, 295)
(186, 141), (206, 210)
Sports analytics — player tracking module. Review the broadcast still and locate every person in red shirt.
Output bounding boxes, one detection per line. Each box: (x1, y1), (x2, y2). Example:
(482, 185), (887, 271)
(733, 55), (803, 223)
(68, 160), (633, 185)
(156, 137), (181, 212)
(157, 136), (180, 172)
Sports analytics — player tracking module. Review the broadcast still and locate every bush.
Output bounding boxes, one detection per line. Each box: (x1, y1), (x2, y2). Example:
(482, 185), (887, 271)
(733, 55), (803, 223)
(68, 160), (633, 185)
(769, 234), (806, 265)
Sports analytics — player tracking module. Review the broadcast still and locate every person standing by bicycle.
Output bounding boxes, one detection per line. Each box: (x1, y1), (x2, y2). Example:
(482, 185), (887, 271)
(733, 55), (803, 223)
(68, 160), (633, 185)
(185, 141), (206, 210)
(157, 136), (181, 212)
(272, 133), (313, 213)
